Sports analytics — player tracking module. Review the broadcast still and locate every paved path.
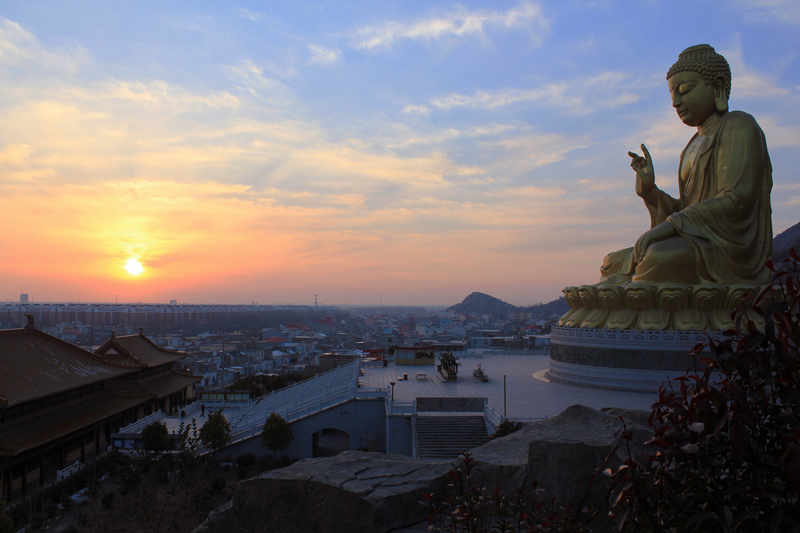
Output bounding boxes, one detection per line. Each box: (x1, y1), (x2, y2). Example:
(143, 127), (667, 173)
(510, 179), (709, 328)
(361, 355), (658, 419)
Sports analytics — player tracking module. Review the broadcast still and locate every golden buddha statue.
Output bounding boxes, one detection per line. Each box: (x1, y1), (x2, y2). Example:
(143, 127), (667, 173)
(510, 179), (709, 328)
(601, 44), (772, 286)
(559, 45), (773, 331)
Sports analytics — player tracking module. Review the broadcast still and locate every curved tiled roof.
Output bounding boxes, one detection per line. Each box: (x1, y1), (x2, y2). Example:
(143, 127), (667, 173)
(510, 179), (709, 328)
(94, 329), (185, 367)
(0, 327), (136, 407)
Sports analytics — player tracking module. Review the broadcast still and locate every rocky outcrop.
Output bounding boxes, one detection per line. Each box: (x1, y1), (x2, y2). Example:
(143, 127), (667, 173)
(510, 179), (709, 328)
(197, 405), (653, 533)
(468, 404), (653, 510)
(197, 452), (454, 533)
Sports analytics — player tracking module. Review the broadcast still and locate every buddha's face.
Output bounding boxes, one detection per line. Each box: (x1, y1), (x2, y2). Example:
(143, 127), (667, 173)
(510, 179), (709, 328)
(668, 71), (717, 127)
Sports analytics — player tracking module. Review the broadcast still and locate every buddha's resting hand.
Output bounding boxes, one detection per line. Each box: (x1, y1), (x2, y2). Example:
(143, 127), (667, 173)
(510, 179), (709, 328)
(634, 220), (677, 264)
(628, 143), (656, 199)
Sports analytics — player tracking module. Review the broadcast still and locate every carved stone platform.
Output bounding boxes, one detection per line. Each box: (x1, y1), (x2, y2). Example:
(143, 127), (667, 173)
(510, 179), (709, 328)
(558, 283), (768, 331)
(548, 326), (723, 392)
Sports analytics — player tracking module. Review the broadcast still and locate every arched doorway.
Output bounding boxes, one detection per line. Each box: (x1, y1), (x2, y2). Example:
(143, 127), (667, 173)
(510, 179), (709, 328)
(312, 428), (350, 457)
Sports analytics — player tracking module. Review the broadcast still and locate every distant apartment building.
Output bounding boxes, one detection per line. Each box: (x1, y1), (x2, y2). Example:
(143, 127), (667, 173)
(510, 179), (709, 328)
(372, 333), (404, 349)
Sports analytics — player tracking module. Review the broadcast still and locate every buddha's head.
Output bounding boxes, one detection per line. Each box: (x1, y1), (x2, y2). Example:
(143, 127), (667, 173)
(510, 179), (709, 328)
(666, 44), (731, 127)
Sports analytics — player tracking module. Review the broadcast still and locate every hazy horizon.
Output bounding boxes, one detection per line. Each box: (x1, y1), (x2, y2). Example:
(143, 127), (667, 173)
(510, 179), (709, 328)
(2, 1), (798, 306)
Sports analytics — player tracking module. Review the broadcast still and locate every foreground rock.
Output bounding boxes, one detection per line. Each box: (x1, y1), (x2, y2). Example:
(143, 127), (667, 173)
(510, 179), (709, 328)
(197, 452), (454, 533)
(469, 404), (653, 510)
(197, 405), (653, 532)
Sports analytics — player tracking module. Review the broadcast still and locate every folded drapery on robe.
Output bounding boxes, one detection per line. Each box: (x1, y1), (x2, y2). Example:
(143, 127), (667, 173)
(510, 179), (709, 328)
(600, 111), (773, 286)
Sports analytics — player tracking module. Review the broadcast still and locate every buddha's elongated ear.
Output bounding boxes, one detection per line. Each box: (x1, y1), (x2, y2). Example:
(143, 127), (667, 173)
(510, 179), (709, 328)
(713, 75), (729, 113)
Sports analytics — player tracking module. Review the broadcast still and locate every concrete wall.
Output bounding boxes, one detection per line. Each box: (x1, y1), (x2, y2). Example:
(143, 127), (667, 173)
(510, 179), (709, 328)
(219, 398), (387, 460)
(386, 415), (413, 456)
(416, 397), (487, 413)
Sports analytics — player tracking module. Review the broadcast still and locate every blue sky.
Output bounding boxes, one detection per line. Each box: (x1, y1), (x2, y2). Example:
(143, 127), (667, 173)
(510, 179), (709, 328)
(1, 1), (799, 306)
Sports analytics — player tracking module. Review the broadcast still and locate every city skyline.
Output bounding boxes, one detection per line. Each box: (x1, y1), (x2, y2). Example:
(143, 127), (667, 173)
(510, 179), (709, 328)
(1, 1), (799, 306)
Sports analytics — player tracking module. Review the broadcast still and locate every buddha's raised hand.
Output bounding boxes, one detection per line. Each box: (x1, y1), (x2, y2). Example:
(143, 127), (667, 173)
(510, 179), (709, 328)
(628, 143), (655, 198)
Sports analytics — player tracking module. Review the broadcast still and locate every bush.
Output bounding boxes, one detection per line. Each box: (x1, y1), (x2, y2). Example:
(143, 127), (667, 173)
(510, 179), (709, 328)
(0, 501), (13, 533)
(119, 464), (143, 495)
(60, 494), (74, 511)
(236, 464), (249, 480)
(423, 452), (593, 532)
(602, 253), (800, 532)
(236, 453), (256, 467)
(209, 476), (226, 495)
(101, 491), (116, 508)
(142, 421), (171, 452)
(490, 420), (524, 439)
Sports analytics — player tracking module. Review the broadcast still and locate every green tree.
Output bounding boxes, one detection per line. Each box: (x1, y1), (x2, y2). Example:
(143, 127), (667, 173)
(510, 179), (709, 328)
(199, 412), (232, 453)
(262, 412), (294, 458)
(141, 421), (170, 452)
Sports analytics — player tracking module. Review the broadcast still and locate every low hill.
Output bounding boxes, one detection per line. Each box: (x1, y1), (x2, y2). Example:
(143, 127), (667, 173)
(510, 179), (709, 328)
(773, 221), (800, 265)
(447, 292), (568, 320)
(519, 297), (569, 317)
(446, 292), (517, 318)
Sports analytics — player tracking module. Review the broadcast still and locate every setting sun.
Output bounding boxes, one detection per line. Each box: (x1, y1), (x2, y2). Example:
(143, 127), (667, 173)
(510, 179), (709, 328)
(124, 259), (144, 276)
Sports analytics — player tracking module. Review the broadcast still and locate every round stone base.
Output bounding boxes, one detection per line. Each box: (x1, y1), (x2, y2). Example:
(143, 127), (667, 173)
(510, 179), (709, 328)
(547, 360), (693, 393)
(548, 325), (719, 392)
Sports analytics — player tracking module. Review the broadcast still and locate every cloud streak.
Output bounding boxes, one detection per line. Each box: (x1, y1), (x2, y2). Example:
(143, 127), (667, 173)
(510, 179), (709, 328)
(426, 71), (640, 115)
(735, 0), (800, 25)
(0, 18), (87, 74)
(351, 2), (549, 50)
(307, 44), (342, 65)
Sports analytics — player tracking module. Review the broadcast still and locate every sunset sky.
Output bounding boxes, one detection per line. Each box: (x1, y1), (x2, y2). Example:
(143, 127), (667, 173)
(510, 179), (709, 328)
(1, 1), (799, 306)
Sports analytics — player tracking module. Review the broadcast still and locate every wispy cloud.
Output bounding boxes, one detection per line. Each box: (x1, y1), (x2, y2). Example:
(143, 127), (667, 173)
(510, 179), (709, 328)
(427, 71), (640, 114)
(734, 0), (800, 25)
(166, 15), (213, 34)
(481, 132), (594, 175)
(81, 80), (240, 110)
(758, 116), (800, 148)
(431, 84), (572, 109)
(225, 60), (295, 101)
(625, 108), (690, 161)
(721, 39), (790, 99)
(234, 8), (265, 22)
(351, 1), (549, 50)
(402, 104), (431, 116)
(0, 18), (87, 74)
(307, 44), (342, 65)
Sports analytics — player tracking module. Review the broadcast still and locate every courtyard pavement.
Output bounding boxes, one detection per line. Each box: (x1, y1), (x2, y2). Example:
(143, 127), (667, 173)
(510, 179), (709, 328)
(360, 354), (659, 420)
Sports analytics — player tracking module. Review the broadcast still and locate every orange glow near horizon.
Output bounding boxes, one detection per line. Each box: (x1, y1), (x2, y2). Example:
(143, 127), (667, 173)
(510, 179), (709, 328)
(0, 176), (611, 304)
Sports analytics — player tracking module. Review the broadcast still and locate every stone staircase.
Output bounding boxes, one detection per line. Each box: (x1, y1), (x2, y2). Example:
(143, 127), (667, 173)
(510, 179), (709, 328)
(416, 416), (490, 459)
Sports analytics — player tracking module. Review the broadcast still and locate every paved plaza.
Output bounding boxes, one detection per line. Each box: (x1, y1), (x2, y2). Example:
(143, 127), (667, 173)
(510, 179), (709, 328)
(361, 355), (659, 420)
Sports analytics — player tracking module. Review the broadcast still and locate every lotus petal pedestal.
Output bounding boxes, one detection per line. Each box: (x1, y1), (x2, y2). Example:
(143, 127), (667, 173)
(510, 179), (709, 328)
(548, 283), (768, 392)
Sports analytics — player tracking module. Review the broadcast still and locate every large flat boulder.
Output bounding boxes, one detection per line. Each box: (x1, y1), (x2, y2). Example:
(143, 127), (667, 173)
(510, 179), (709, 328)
(469, 404), (653, 510)
(198, 451), (453, 533)
(197, 405), (653, 532)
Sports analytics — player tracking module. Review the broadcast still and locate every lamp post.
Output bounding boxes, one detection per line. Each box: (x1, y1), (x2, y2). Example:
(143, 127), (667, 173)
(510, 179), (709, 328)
(503, 374), (507, 419)
(389, 381), (396, 401)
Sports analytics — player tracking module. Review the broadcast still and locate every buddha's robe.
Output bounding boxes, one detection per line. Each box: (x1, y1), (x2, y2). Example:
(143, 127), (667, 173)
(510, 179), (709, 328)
(600, 111), (773, 285)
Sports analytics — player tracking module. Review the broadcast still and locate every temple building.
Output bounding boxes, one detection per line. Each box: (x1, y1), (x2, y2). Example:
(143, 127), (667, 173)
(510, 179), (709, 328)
(0, 316), (200, 502)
